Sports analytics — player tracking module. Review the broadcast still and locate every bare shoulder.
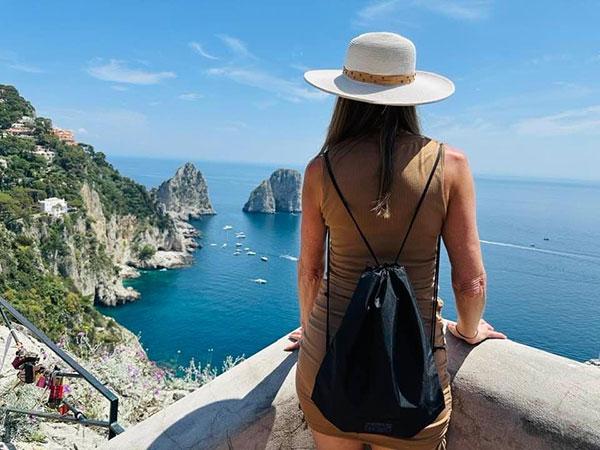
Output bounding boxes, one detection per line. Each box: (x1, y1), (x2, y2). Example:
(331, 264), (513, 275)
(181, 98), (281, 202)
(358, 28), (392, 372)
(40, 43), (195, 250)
(303, 154), (324, 185)
(443, 142), (472, 184)
(439, 142), (473, 204)
(443, 143), (469, 170)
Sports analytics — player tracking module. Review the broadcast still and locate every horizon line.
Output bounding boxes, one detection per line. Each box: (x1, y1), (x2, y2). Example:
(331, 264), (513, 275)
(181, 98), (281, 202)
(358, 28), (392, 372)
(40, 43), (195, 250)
(104, 152), (600, 186)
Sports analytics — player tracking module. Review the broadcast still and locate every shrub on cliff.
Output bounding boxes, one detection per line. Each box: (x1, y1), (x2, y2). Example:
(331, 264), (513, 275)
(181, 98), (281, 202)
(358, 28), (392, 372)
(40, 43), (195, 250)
(136, 244), (156, 261)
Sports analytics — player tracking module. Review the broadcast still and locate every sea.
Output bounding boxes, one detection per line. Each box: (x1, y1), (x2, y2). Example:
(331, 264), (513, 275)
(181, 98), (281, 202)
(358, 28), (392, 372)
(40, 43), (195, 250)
(97, 156), (600, 371)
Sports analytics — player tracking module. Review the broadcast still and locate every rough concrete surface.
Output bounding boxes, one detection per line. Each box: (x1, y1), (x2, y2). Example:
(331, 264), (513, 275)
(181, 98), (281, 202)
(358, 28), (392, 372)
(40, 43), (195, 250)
(103, 330), (600, 450)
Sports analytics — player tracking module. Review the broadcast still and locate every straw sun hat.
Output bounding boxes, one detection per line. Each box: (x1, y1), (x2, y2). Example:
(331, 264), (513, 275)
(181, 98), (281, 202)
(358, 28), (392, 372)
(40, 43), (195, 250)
(304, 32), (454, 106)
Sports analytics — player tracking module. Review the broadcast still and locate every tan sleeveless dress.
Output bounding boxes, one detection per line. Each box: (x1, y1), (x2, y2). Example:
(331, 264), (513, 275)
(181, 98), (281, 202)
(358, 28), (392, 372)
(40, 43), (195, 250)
(296, 134), (452, 449)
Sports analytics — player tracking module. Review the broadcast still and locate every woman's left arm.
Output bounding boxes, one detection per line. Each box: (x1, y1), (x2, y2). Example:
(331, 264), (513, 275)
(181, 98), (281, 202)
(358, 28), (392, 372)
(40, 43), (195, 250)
(284, 156), (326, 351)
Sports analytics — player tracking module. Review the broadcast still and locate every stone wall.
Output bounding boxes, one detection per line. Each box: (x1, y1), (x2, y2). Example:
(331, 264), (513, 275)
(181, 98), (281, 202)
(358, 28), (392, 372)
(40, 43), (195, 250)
(103, 330), (600, 450)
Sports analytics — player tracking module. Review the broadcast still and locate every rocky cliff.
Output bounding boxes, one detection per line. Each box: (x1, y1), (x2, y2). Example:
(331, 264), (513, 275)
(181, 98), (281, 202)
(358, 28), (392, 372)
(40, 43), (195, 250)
(155, 163), (216, 220)
(243, 169), (301, 213)
(0, 84), (205, 355)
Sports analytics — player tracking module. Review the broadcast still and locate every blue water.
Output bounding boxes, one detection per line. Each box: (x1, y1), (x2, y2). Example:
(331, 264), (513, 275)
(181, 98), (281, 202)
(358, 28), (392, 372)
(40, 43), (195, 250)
(97, 157), (600, 369)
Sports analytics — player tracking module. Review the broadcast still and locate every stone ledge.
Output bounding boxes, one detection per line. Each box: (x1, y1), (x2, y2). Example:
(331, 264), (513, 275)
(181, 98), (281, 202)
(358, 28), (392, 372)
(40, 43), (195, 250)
(103, 330), (600, 450)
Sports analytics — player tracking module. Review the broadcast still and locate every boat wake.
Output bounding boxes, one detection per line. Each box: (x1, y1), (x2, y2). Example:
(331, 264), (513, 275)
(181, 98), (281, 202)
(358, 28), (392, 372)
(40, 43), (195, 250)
(280, 254), (299, 262)
(480, 240), (600, 263)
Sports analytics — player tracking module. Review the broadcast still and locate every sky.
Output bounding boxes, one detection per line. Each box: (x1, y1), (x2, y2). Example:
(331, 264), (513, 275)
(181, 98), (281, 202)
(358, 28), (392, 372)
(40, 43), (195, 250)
(1, 1), (599, 181)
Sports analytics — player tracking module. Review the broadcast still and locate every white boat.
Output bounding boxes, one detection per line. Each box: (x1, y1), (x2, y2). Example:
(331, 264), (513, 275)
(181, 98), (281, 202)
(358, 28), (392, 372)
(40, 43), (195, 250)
(244, 247), (250, 251)
(261, 256), (268, 261)
(235, 232), (246, 238)
(223, 225), (233, 230)
(160, 268), (167, 271)
(235, 242), (243, 247)
(222, 243), (227, 248)
(247, 251), (256, 255)
(209, 243), (217, 247)
(233, 251), (241, 256)
(253, 278), (267, 284)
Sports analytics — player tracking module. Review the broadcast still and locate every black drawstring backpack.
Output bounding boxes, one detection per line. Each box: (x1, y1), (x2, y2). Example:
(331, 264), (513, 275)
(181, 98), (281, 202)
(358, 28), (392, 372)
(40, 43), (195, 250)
(310, 142), (445, 438)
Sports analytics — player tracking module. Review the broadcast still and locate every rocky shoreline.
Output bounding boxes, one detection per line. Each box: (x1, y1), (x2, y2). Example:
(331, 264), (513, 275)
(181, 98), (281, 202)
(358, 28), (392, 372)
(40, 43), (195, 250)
(111, 163), (216, 304)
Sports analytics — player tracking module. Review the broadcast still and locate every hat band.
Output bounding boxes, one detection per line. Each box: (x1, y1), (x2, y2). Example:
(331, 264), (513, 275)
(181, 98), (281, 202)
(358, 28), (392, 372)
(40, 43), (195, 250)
(343, 67), (416, 86)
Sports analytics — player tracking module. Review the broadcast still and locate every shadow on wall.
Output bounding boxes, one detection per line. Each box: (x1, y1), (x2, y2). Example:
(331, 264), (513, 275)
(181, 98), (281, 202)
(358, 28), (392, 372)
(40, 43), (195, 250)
(147, 352), (298, 450)
(446, 333), (477, 383)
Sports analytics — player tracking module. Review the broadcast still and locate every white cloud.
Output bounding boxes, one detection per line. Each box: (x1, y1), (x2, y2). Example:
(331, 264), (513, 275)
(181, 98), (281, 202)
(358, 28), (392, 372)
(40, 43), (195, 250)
(178, 93), (204, 101)
(254, 99), (278, 110)
(529, 54), (570, 65)
(586, 53), (600, 63)
(87, 59), (176, 85)
(421, 0), (492, 20)
(76, 127), (88, 135)
(424, 113), (501, 143)
(514, 105), (600, 136)
(189, 41), (218, 60)
(206, 67), (327, 102)
(356, 0), (492, 24)
(464, 82), (593, 116)
(217, 34), (255, 59)
(7, 63), (44, 73)
(290, 63), (311, 72)
(111, 85), (128, 91)
(357, 0), (399, 22)
(217, 120), (249, 133)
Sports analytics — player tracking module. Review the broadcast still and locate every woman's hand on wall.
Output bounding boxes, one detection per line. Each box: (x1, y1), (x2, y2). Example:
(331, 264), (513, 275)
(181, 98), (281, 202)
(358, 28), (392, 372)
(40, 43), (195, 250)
(284, 326), (303, 351)
(446, 318), (507, 345)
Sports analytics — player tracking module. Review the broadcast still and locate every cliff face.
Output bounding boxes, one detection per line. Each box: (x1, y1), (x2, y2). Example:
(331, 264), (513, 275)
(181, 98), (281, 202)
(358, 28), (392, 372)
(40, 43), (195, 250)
(243, 179), (275, 213)
(14, 183), (193, 307)
(243, 169), (301, 214)
(0, 84), (201, 323)
(72, 183), (190, 304)
(155, 163), (216, 220)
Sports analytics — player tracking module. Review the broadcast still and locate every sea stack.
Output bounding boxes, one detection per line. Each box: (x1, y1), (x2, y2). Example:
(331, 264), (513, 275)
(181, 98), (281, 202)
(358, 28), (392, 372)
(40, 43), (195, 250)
(243, 169), (302, 214)
(155, 162), (216, 220)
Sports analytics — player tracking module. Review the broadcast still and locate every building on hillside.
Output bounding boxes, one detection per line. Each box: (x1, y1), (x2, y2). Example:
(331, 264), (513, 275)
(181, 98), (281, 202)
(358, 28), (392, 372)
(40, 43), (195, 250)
(39, 197), (68, 217)
(5, 121), (34, 138)
(33, 145), (56, 162)
(0, 158), (7, 169)
(51, 127), (76, 146)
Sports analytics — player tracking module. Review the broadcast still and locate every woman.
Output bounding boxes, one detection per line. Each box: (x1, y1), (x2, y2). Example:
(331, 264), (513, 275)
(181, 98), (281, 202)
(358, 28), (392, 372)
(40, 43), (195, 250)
(284, 32), (506, 449)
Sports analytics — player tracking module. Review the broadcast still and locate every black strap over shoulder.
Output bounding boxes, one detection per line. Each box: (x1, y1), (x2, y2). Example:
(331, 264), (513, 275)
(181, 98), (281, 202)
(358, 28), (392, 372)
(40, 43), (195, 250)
(323, 142), (444, 351)
(393, 146), (443, 264)
(323, 154), (381, 266)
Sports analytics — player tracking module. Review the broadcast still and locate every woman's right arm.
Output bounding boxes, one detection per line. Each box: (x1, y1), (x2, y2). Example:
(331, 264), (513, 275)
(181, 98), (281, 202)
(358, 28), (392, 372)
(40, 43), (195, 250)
(442, 144), (506, 344)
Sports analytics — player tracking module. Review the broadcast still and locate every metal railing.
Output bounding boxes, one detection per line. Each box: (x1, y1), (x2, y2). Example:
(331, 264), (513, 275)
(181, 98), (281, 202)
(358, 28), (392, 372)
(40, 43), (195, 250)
(0, 296), (124, 439)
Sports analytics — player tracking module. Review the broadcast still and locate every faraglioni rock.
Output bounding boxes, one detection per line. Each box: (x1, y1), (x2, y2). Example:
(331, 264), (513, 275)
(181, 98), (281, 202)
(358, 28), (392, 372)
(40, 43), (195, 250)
(155, 162), (216, 220)
(243, 169), (302, 213)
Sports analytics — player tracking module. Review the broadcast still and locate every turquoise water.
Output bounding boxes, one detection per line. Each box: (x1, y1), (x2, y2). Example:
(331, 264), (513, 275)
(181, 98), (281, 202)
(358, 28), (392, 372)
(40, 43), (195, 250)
(97, 157), (600, 368)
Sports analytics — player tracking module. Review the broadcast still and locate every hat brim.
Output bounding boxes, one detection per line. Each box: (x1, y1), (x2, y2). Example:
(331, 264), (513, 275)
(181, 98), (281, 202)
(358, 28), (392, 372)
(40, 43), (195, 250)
(304, 69), (454, 106)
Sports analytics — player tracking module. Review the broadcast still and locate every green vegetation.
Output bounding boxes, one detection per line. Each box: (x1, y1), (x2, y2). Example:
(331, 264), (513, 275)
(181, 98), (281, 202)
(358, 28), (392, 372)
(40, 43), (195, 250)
(136, 244), (156, 261)
(0, 84), (172, 350)
(0, 85), (34, 129)
(0, 221), (120, 346)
